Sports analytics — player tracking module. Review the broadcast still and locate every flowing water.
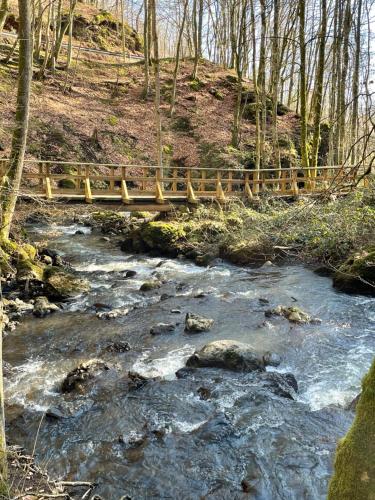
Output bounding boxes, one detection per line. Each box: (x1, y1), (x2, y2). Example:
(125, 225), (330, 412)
(4, 223), (375, 499)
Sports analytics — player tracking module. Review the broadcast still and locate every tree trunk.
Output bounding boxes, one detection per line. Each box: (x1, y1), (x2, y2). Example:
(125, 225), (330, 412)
(298, 0), (309, 175)
(0, 0), (8, 34)
(170, 0), (189, 117)
(310, 0), (327, 173)
(150, 0), (162, 169)
(351, 0), (362, 165)
(1, 0), (33, 242)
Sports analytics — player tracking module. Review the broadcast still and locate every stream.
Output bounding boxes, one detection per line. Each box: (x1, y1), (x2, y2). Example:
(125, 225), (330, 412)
(4, 222), (375, 499)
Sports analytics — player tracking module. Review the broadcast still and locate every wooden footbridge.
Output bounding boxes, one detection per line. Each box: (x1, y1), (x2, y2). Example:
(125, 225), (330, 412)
(0, 159), (371, 210)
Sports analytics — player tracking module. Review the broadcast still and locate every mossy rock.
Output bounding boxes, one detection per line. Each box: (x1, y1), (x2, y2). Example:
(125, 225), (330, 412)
(189, 79), (205, 91)
(139, 221), (186, 253)
(140, 281), (161, 292)
(44, 267), (90, 301)
(276, 102), (290, 116)
(208, 88), (224, 100)
(221, 238), (274, 266)
(92, 211), (126, 225)
(333, 248), (375, 295)
(16, 259), (44, 282)
(328, 358), (375, 499)
(131, 211), (154, 219)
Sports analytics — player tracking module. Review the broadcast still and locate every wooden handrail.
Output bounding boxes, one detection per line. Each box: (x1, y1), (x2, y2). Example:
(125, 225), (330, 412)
(0, 157), (371, 205)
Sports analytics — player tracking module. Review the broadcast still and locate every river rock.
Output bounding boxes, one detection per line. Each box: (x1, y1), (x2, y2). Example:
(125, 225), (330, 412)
(96, 307), (129, 320)
(104, 341), (131, 353)
(263, 351), (282, 367)
(41, 255), (53, 266)
(265, 305), (320, 324)
(45, 267), (90, 301)
(185, 313), (214, 333)
(61, 360), (110, 393)
(140, 281), (161, 292)
(186, 340), (266, 372)
(33, 296), (60, 318)
(124, 270), (137, 278)
(346, 393), (361, 411)
(150, 323), (175, 335)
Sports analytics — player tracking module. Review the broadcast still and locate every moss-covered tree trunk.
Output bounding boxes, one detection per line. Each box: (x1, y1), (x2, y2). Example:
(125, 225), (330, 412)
(328, 358), (375, 499)
(0, 0), (32, 242)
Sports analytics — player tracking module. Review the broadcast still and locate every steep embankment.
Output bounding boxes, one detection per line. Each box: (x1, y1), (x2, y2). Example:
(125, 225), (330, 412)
(0, 4), (302, 169)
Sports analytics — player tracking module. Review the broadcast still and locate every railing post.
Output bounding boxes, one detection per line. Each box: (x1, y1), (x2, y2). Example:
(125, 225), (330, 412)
(110, 166), (115, 191)
(155, 168), (164, 204)
(216, 170), (226, 203)
(187, 168), (198, 204)
(121, 166), (132, 204)
(292, 169), (299, 197)
(172, 168), (178, 192)
(84, 166), (93, 203)
(227, 171), (233, 193)
(244, 172), (253, 200)
(38, 162), (44, 189)
(45, 164), (53, 199)
(199, 170), (206, 193)
(253, 168), (260, 194)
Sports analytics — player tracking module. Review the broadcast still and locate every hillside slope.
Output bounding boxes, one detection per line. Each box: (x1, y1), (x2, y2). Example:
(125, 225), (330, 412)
(0, 5), (302, 171)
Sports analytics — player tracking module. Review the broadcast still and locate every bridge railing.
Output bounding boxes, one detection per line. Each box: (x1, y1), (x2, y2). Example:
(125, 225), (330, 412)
(0, 159), (371, 204)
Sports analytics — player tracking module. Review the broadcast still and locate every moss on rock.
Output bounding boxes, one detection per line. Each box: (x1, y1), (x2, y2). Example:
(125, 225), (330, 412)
(328, 358), (375, 500)
(333, 248), (375, 294)
(139, 221), (186, 253)
(221, 238), (274, 266)
(44, 267), (90, 300)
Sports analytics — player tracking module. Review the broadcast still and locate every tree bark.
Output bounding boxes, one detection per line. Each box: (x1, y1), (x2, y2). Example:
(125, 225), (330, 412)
(298, 0), (310, 174)
(1, 0), (33, 241)
(0, 0), (8, 34)
(149, 0), (162, 169)
(170, 0), (189, 117)
(310, 0), (327, 172)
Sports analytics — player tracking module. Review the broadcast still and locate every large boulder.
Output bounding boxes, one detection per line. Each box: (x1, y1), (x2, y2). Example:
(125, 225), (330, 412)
(186, 340), (266, 372)
(139, 221), (186, 254)
(185, 313), (214, 333)
(44, 267), (90, 301)
(333, 248), (375, 295)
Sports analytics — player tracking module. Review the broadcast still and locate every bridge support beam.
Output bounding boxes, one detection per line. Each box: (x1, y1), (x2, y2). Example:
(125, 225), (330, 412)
(84, 178), (93, 203)
(121, 179), (132, 204)
(245, 174), (253, 200)
(216, 172), (226, 203)
(155, 178), (165, 204)
(45, 177), (52, 200)
(187, 181), (198, 204)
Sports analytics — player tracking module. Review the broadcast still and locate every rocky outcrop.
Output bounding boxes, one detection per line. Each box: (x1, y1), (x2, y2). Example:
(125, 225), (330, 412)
(186, 340), (266, 372)
(333, 248), (375, 295)
(185, 313), (214, 333)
